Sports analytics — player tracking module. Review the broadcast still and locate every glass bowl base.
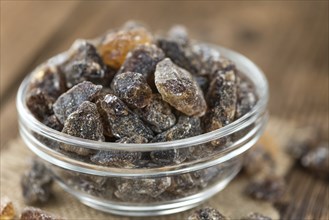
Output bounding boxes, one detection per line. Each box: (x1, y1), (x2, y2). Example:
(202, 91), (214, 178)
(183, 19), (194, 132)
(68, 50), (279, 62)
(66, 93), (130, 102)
(56, 171), (238, 217)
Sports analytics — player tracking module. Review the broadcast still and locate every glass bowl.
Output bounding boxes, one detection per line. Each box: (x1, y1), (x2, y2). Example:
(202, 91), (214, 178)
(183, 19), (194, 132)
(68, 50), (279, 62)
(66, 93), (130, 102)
(16, 44), (268, 216)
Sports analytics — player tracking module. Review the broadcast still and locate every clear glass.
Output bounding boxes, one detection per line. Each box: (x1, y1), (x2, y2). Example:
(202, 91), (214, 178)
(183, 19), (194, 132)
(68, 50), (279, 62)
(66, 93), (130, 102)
(17, 44), (268, 216)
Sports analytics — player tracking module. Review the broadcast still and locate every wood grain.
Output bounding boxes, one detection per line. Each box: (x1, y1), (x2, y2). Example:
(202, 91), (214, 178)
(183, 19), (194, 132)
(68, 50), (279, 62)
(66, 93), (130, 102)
(0, 1), (78, 100)
(0, 1), (328, 219)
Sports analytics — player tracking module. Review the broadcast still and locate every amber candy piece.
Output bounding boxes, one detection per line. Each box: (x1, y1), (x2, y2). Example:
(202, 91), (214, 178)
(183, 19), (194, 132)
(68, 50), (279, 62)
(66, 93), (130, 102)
(134, 94), (176, 133)
(60, 101), (104, 156)
(91, 135), (147, 168)
(188, 207), (228, 220)
(97, 94), (154, 140)
(20, 207), (61, 220)
(63, 40), (114, 88)
(21, 159), (53, 205)
(111, 72), (152, 108)
(99, 27), (153, 69)
(0, 197), (15, 220)
(53, 81), (102, 124)
(155, 58), (207, 116)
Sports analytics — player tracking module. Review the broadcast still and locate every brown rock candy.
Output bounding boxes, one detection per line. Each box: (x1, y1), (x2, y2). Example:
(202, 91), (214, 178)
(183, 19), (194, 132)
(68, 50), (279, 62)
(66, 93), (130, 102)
(167, 173), (196, 196)
(63, 40), (114, 88)
(91, 135), (147, 168)
(21, 159), (53, 205)
(245, 175), (286, 202)
(99, 27), (153, 69)
(235, 76), (257, 119)
(28, 64), (66, 99)
(243, 143), (276, 177)
(241, 212), (272, 220)
(119, 44), (165, 78)
(98, 94), (154, 140)
(150, 116), (202, 165)
(155, 58), (207, 116)
(203, 60), (237, 133)
(188, 207), (228, 220)
(111, 72), (152, 108)
(192, 166), (220, 188)
(53, 81), (102, 124)
(60, 101), (104, 156)
(43, 114), (63, 131)
(167, 25), (189, 45)
(301, 142), (329, 178)
(73, 173), (109, 197)
(191, 43), (222, 76)
(286, 126), (320, 160)
(114, 177), (171, 202)
(134, 94), (176, 133)
(20, 207), (61, 220)
(26, 88), (55, 121)
(194, 75), (209, 94)
(156, 33), (201, 75)
(152, 115), (202, 142)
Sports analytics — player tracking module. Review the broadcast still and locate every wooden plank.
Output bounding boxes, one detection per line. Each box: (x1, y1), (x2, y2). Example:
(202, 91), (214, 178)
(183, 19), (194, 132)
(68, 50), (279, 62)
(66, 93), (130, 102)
(0, 1), (78, 101)
(0, 94), (16, 149)
(281, 166), (329, 220)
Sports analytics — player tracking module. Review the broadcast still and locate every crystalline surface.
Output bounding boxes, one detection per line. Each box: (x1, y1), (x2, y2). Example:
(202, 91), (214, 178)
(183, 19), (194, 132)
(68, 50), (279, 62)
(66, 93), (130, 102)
(63, 40), (114, 88)
(111, 72), (152, 108)
(60, 101), (104, 156)
(98, 94), (154, 140)
(135, 94), (176, 133)
(150, 116), (201, 165)
(91, 135), (147, 167)
(53, 81), (102, 124)
(188, 207), (227, 220)
(203, 62), (237, 135)
(20, 207), (61, 220)
(155, 58), (207, 116)
(119, 44), (165, 78)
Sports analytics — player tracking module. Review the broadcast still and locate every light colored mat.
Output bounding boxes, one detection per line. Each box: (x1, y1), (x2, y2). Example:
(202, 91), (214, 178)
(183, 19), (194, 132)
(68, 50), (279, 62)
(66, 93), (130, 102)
(0, 117), (295, 219)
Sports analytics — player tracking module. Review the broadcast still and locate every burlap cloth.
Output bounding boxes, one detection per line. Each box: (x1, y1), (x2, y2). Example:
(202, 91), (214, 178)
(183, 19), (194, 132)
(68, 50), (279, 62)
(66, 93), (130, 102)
(0, 117), (295, 219)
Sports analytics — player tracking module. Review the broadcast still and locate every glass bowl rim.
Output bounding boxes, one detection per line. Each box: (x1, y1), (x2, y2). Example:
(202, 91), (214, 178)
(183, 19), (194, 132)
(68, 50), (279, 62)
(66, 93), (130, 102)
(17, 43), (269, 151)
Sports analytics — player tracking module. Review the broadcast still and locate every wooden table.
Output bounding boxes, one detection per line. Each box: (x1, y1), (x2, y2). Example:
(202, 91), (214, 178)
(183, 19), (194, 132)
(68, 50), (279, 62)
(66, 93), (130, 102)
(1, 1), (328, 219)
